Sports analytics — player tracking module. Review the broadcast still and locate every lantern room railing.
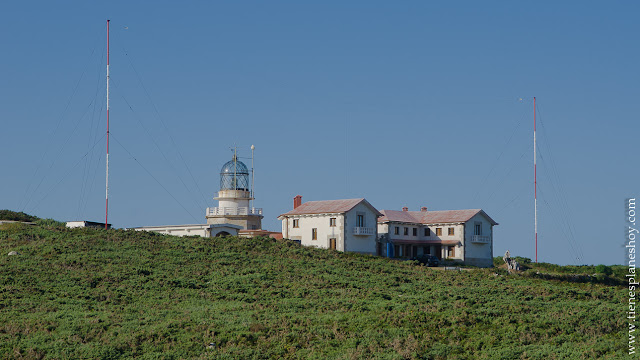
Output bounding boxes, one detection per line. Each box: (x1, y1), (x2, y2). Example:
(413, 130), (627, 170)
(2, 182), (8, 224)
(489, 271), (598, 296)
(207, 207), (263, 216)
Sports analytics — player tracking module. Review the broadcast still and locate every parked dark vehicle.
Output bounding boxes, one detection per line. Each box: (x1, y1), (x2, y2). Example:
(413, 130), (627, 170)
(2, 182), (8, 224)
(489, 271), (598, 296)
(413, 255), (440, 267)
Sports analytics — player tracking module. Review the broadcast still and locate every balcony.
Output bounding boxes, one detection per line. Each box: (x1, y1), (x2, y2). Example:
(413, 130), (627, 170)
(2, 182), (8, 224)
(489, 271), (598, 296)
(470, 235), (490, 244)
(207, 207), (263, 216)
(353, 227), (375, 236)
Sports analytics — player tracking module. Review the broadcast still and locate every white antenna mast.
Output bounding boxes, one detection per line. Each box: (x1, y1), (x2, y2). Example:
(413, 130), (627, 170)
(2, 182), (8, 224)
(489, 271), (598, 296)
(251, 144), (255, 209)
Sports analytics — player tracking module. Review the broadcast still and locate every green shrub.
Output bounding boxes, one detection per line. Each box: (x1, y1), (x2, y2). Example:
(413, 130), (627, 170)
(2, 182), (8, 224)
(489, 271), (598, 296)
(595, 264), (613, 275)
(36, 218), (65, 229)
(0, 209), (38, 222)
(513, 256), (532, 265)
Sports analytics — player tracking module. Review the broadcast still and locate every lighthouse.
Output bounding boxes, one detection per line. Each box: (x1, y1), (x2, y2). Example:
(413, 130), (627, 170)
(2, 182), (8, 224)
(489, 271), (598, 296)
(206, 148), (263, 230)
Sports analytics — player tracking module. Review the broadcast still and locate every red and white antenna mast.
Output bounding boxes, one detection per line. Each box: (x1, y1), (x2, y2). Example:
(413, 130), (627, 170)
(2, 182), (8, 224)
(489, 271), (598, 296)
(534, 96), (537, 263)
(105, 19), (110, 230)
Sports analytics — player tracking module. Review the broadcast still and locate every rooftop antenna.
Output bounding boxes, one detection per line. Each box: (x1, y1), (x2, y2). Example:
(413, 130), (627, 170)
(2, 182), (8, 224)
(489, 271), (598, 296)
(232, 145), (238, 189)
(105, 19), (110, 230)
(534, 96), (538, 263)
(251, 145), (255, 209)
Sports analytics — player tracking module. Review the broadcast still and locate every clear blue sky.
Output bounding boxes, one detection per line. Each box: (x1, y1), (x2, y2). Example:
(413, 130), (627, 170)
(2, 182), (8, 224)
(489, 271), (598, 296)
(1, 1), (637, 265)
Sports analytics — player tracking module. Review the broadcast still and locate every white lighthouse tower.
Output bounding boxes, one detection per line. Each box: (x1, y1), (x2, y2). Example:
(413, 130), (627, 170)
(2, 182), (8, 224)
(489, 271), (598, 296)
(206, 148), (263, 230)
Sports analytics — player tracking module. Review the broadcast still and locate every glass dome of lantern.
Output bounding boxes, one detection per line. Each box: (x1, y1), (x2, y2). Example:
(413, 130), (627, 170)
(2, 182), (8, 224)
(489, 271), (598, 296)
(220, 154), (250, 191)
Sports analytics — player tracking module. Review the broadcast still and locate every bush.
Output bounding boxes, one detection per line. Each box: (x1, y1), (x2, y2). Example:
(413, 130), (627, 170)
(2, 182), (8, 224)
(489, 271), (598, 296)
(595, 264), (613, 275)
(0, 210), (38, 222)
(513, 256), (532, 265)
(36, 218), (65, 229)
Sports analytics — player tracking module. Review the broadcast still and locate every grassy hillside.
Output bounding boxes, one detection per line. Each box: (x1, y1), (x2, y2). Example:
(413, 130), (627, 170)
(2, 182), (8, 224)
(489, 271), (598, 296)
(0, 223), (626, 359)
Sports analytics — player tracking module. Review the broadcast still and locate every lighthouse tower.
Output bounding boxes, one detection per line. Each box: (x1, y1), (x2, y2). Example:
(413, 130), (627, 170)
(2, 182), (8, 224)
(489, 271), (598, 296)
(206, 150), (263, 230)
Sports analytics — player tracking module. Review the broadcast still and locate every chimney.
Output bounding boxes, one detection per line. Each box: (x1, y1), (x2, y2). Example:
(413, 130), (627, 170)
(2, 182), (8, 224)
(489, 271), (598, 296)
(294, 195), (302, 209)
(402, 207), (408, 212)
(421, 207), (428, 212)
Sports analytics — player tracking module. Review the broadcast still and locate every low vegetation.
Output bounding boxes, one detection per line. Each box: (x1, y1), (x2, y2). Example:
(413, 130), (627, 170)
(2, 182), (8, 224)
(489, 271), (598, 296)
(493, 256), (627, 286)
(0, 221), (626, 359)
(0, 209), (38, 223)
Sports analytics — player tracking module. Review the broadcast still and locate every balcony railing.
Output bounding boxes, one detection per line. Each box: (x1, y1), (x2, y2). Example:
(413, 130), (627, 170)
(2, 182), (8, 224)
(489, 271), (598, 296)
(207, 207), (263, 216)
(353, 227), (375, 236)
(470, 235), (490, 244)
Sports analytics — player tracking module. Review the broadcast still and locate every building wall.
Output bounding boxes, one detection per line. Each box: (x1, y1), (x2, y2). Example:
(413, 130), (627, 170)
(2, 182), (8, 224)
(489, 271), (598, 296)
(463, 213), (494, 267)
(66, 221), (110, 229)
(208, 189), (261, 229)
(206, 215), (262, 230)
(132, 225), (240, 238)
(216, 190), (251, 209)
(377, 221), (464, 260)
(343, 203), (377, 254)
(209, 225), (242, 237)
(133, 226), (208, 237)
(283, 213), (345, 251)
(281, 203), (379, 254)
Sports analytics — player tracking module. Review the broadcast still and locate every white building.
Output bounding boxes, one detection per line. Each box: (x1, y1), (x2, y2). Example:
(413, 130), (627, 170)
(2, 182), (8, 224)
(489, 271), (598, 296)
(377, 207), (497, 267)
(131, 149), (264, 238)
(66, 221), (111, 229)
(129, 223), (241, 237)
(278, 196), (382, 254)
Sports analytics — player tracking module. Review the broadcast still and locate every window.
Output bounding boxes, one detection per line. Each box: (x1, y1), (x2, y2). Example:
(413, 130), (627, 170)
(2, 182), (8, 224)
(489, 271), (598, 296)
(474, 223), (482, 235)
(405, 245), (412, 258)
(412, 228), (417, 236)
(330, 218), (336, 227)
(448, 228), (455, 236)
(424, 228), (431, 236)
(357, 214), (365, 227)
(293, 219), (299, 228)
(394, 226), (400, 235)
(312, 228), (317, 240)
(424, 246), (431, 255)
(394, 245), (400, 258)
(404, 227), (409, 235)
(448, 246), (455, 258)
(436, 228), (442, 236)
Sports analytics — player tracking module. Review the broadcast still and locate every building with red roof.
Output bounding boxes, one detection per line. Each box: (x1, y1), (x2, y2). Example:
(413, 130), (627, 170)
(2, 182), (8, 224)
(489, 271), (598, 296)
(278, 196), (382, 254)
(378, 207), (498, 267)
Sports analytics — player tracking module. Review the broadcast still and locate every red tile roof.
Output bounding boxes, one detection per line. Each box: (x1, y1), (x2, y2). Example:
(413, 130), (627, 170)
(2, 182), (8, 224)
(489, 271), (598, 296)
(377, 210), (422, 223)
(379, 209), (497, 225)
(279, 198), (381, 217)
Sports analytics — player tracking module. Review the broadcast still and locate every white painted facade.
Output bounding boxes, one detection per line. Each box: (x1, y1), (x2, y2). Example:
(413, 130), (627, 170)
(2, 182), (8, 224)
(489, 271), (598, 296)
(462, 213), (495, 267)
(282, 214), (347, 251)
(279, 199), (380, 255)
(66, 221), (111, 229)
(206, 189), (263, 230)
(344, 202), (379, 253)
(129, 223), (241, 237)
